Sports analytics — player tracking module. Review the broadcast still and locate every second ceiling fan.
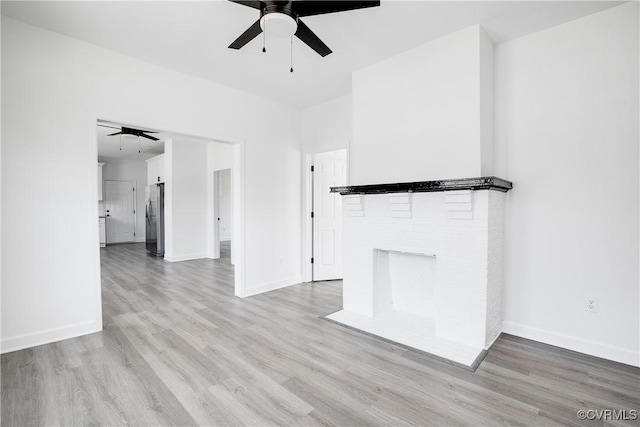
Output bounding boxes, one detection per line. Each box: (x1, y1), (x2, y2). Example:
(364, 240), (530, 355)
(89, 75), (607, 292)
(228, 1), (380, 58)
(106, 126), (159, 141)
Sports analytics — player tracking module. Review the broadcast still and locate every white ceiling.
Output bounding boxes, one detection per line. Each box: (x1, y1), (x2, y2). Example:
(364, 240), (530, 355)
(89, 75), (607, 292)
(2, 0), (624, 108)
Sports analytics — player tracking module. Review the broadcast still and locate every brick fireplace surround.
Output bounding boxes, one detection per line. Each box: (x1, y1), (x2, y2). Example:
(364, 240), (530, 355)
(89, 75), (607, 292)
(327, 177), (512, 370)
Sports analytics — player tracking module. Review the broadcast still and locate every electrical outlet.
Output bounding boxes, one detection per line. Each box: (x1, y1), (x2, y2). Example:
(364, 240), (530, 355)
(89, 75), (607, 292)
(586, 297), (599, 313)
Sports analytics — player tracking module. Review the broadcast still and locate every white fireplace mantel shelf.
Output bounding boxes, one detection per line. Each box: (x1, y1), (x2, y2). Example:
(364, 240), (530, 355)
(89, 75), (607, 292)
(331, 176), (512, 195)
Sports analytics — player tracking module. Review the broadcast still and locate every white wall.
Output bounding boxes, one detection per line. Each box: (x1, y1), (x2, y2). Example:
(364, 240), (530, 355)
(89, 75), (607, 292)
(208, 141), (234, 171)
(302, 94), (352, 154)
(351, 25), (493, 185)
(100, 157), (147, 242)
(495, 2), (639, 366)
(1, 17), (302, 352)
(164, 138), (209, 262)
(479, 29), (494, 176)
(0, 14), (3, 347)
(163, 140), (174, 261)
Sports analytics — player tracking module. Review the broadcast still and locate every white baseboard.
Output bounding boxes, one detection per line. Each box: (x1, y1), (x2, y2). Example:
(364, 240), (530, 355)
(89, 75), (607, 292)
(502, 321), (640, 367)
(1, 319), (101, 354)
(239, 277), (302, 298)
(164, 253), (208, 262)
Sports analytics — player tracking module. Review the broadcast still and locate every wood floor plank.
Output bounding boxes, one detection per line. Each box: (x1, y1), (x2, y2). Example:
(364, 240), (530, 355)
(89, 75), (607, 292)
(2, 242), (639, 426)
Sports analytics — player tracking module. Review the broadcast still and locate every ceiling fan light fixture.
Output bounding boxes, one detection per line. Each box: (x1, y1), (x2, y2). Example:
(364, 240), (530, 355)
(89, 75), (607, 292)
(260, 13), (297, 38)
(228, 1), (380, 59)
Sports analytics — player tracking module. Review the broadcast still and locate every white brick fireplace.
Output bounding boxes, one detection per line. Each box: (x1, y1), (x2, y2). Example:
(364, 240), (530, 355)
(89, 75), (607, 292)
(327, 178), (511, 369)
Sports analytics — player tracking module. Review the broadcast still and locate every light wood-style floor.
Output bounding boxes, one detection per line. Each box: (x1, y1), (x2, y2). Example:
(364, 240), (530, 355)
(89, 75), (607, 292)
(2, 243), (639, 426)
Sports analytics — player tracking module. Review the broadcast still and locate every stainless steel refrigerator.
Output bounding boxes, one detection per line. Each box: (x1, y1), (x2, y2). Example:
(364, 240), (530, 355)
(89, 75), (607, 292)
(145, 183), (164, 256)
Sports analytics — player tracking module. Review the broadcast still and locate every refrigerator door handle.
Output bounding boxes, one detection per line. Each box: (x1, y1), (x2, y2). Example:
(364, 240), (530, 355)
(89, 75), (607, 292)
(146, 201), (152, 224)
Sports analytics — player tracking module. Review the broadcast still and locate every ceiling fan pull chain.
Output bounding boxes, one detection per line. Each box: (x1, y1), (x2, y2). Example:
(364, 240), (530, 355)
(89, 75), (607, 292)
(262, 16), (266, 53)
(119, 133), (122, 151)
(138, 135), (141, 154)
(290, 36), (294, 73)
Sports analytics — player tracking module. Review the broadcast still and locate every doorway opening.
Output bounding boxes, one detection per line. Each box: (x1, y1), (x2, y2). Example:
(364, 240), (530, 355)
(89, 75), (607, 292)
(213, 168), (233, 264)
(96, 119), (245, 297)
(208, 139), (236, 267)
(97, 122), (164, 249)
(308, 149), (347, 282)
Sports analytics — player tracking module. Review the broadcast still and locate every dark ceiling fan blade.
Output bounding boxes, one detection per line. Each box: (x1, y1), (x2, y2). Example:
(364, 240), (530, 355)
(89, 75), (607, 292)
(294, 1), (380, 17)
(229, 19), (263, 49)
(295, 19), (332, 57)
(107, 132), (123, 136)
(121, 126), (158, 134)
(139, 133), (160, 141)
(228, 0), (263, 9)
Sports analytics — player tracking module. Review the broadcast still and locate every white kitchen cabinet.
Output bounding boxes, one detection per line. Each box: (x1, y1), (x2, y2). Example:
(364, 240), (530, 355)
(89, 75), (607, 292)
(97, 162), (105, 200)
(146, 154), (165, 185)
(99, 217), (106, 247)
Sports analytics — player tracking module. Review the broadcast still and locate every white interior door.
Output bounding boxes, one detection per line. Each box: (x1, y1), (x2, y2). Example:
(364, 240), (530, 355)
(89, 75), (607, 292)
(313, 150), (347, 281)
(105, 180), (135, 244)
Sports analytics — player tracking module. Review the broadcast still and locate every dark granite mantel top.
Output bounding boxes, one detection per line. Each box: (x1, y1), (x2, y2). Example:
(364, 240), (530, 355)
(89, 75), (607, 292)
(330, 176), (512, 195)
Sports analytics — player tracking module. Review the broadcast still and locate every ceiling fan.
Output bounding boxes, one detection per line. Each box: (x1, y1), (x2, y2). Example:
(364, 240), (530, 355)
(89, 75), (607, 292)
(99, 124), (160, 141)
(228, 0), (381, 58)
